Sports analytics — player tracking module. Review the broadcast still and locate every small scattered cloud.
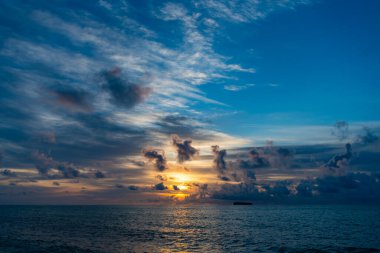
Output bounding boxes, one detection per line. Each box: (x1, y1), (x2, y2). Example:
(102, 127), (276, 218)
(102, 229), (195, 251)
(224, 84), (255, 91)
(156, 174), (167, 181)
(172, 135), (199, 163)
(211, 145), (228, 176)
(95, 171), (106, 179)
(154, 182), (167, 190)
(323, 143), (352, 176)
(128, 185), (139, 191)
(99, 67), (151, 109)
(142, 149), (168, 171)
(57, 163), (80, 178)
(98, 0), (112, 10)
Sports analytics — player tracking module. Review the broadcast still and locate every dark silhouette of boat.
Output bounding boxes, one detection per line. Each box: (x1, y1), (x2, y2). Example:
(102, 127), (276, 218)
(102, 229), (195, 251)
(233, 201), (253, 205)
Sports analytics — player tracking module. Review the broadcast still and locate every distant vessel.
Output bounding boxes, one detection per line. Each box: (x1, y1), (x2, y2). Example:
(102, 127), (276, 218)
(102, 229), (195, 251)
(233, 201), (253, 205)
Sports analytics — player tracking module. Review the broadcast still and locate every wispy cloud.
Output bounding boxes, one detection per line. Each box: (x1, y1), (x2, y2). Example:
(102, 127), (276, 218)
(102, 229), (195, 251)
(224, 84), (256, 91)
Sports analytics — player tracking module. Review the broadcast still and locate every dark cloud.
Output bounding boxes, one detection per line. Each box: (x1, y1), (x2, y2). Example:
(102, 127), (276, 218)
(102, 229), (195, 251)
(153, 182), (167, 190)
(332, 121), (349, 141)
(94, 171), (105, 178)
(32, 151), (55, 175)
(262, 181), (291, 197)
(172, 134), (199, 163)
(55, 113), (148, 164)
(115, 184), (124, 189)
(296, 180), (314, 197)
(211, 172), (380, 204)
(211, 182), (259, 201)
(271, 147), (294, 169)
(191, 183), (208, 199)
(156, 115), (197, 137)
(31, 151), (90, 179)
(156, 174), (167, 181)
(143, 149), (167, 171)
(211, 145), (227, 175)
(100, 68), (151, 109)
(0, 150), (3, 167)
(0, 94), (149, 168)
(233, 145), (293, 172)
(52, 181), (60, 186)
(219, 176), (231, 181)
(172, 185), (179, 191)
(246, 170), (256, 180)
(276, 147), (293, 158)
(56, 163), (80, 178)
(357, 127), (379, 145)
(51, 86), (92, 112)
(128, 185), (139, 190)
(314, 173), (380, 202)
(238, 148), (270, 169)
(212, 146), (263, 183)
(324, 143), (352, 175)
(0, 169), (17, 177)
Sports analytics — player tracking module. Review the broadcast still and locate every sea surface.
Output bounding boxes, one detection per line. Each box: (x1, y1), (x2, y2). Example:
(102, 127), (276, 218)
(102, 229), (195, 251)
(0, 205), (379, 253)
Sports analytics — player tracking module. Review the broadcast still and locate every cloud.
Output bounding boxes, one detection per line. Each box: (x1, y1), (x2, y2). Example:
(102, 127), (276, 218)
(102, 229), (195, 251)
(356, 127), (379, 145)
(172, 134), (199, 163)
(156, 174), (167, 181)
(223, 84), (255, 91)
(332, 121), (349, 141)
(270, 147), (294, 169)
(159, 2), (187, 21)
(156, 115), (198, 137)
(194, 0), (311, 23)
(237, 148), (270, 169)
(154, 182), (167, 190)
(128, 185), (139, 190)
(142, 149), (168, 171)
(94, 170), (105, 179)
(99, 67), (151, 109)
(172, 185), (179, 191)
(56, 163), (80, 178)
(50, 85), (92, 112)
(323, 143), (352, 176)
(211, 145), (228, 177)
(191, 183), (208, 199)
(1, 169), (17, 177)
(32, 151), (55, 175)
(52, 181), (60, 186)
(0, 150), (3, 167)
(98, 0), (112, 10)
(211, 172), (380, 204)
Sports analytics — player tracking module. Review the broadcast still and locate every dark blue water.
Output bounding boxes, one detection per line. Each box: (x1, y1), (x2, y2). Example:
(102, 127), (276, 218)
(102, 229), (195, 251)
(0, 205), (379, 253)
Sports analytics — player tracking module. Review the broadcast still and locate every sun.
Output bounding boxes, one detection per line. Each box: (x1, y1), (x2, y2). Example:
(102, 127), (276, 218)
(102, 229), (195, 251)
(177, 184), (189, 190)
(170, 173), (191, 183)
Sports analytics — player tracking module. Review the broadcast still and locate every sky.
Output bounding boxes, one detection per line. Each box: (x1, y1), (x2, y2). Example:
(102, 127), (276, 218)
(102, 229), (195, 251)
(0, 0), (380, 204)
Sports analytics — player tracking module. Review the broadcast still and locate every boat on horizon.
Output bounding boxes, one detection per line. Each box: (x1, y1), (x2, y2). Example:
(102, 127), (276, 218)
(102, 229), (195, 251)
(233, 201), (253, 205)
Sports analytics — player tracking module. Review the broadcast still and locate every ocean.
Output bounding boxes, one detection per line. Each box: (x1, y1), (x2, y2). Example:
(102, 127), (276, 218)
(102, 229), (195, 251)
(0, 205), (379, 252)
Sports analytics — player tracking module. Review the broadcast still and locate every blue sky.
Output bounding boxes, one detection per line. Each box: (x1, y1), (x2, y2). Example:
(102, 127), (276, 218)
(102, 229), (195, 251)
(200, 0), (380, 136)
(0, 0), (380, 204)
